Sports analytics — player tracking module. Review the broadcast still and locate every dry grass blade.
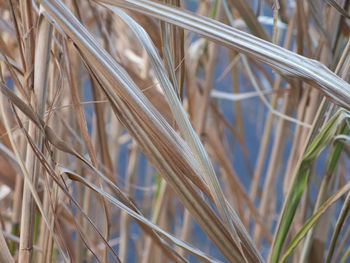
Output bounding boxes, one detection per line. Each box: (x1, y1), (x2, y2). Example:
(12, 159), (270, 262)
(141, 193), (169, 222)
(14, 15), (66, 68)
(60, 166), (221, 263)
(0, 85), (68, 263)
(63, 38), (112, 263)
(27, 0), (252, 261)
(210, 89), (284, 101)
(240, 55), (310, 127)
(102, 6), (256, 259)
(96, 0), (350, 111)
(18, 6), (51, 262)
(84, 55), (244, 262)
(2, 0), (350, 262)
(0, 81), (183, 262)
(13, 114), (122, 262)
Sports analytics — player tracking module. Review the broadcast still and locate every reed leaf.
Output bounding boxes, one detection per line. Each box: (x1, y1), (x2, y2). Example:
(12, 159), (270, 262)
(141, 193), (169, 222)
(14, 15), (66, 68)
(59, 166), (221, 263)
(95, 0), (350, 111)
(280, 179), (350, 262)
(39, 0), (255, 261)
(269, 110), (350, 263)
(101, 6), (258, 259)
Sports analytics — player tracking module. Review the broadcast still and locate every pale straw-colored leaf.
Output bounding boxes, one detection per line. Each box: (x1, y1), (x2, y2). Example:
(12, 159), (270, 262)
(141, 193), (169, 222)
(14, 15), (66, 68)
(102, 6), (251, 258)
(59, 166), (222, 263)
(96, 0), (350, 112)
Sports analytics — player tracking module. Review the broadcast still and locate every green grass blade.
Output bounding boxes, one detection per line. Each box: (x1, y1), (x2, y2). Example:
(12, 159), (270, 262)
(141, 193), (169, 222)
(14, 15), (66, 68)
(269, 110), (347, 263)
(280, 179), (350, 262)
(299, 121), (350, 262)
(340, 245), (350, 263)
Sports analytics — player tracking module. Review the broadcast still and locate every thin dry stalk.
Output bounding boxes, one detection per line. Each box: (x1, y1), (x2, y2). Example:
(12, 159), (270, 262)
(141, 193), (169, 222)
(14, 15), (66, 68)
(19, 4), (48, 262)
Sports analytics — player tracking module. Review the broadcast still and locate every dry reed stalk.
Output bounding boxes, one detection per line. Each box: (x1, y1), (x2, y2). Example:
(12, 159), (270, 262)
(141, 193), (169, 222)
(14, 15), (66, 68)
(1, 0), (350, 262)
(18, 4), (49, 262)
(40, 2), (252, 262)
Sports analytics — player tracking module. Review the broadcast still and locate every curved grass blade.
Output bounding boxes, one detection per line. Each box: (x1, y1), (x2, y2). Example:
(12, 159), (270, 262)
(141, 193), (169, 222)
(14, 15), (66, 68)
(0, 85), (69, 263)
(95, 0), (350, 112)
(299, 121), (350, 262)
(0, 81), (189, 262)
(269, 110), (349, 263)
(280, 179), (350, 262)
(36, 1), (247, 261)
(101, 6), (260, 261)
(59, 166), (222, 263)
